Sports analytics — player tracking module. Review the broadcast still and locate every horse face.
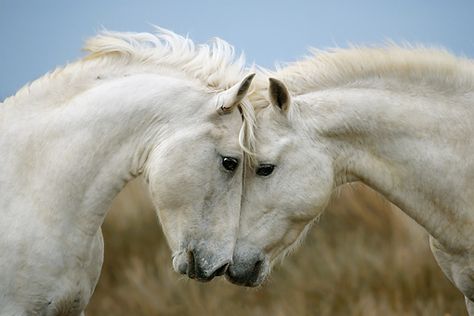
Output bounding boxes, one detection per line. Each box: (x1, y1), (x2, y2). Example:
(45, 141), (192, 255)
(146, 74), (255, 282)
(226, 78), (334, 286)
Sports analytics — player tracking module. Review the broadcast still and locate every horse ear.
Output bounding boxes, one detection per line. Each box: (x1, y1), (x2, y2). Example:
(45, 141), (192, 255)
(217, 73), (255, 114)
(269, 78), (290, 112)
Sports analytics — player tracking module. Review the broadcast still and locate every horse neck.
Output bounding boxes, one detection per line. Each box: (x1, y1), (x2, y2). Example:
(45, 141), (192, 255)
(301, 82), (474, 251)
(1, 72), (193, 244)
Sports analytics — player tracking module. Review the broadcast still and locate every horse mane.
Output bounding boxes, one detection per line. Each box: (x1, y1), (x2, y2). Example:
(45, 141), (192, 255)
(5, 27), (249, 106)
(251, 45), (474, 107)
(83, 26), (247, 91)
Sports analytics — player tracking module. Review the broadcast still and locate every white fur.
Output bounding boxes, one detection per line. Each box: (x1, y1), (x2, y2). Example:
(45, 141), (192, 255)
(234, 46), (474, 314)
(0, 28), (255, 315)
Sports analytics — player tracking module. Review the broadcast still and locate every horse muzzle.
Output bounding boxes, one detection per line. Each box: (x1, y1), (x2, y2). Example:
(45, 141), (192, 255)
(173, 248), (230, 282)
(225, 247), (267, 287)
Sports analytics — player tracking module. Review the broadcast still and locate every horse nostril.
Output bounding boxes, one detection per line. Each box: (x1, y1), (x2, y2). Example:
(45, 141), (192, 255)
(212, 263), (229, 277)
(253, 259), (263, 276)
(199, 262), (228, 281)
(177, 261), (188, 275)
(186, 249), (196, 279)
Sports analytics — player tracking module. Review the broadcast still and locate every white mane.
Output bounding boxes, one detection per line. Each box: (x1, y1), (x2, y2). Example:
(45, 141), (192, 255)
(83, 27), (247, 90)
(4, 27), (248, 106)
(251, 45), (474, 106)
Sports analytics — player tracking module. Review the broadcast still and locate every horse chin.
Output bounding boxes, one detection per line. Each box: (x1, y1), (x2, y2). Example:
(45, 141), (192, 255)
(224, 271), (266, 288)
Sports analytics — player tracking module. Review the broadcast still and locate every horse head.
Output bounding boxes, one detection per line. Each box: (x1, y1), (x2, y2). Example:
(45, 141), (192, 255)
(145, 74), (255, 281)
(226, 78), (334, 286)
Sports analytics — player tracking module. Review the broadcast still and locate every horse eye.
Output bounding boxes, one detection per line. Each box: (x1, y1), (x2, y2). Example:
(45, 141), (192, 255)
(222, 156), (239, 172)
(256, 164), (275, 176)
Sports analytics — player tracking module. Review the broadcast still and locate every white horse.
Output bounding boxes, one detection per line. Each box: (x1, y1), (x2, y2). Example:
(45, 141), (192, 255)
(0, 28), (255, 315)
(226, 46), (474, 314)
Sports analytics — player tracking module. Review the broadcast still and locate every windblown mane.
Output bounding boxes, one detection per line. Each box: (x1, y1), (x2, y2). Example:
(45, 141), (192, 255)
(83, 27), (247, 91)
(6, 27), (248, 105)
(251, 45), (474, 107)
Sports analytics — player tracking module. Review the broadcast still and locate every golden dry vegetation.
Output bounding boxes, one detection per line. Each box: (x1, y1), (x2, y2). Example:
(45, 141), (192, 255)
(87, 179), (466, 316)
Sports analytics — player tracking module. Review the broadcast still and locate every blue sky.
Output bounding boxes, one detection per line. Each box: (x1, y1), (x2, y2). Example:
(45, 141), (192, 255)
(1, 0), (474, 100)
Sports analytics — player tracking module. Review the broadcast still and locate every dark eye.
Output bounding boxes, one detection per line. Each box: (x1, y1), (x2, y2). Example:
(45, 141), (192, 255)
(222, 156), (239, 172)
(256, 164), (275, 176)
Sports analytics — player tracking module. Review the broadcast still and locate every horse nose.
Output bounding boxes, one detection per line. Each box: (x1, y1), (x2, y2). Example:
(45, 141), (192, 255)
(226, 255), (264, 287)
(184, 249), (229, 282)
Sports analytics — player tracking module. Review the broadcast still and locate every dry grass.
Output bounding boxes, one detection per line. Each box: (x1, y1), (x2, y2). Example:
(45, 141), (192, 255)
(87, 179), (467, 316)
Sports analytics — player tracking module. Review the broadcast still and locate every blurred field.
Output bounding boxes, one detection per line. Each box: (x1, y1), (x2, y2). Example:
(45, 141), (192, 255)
(87, 179), (466, 316)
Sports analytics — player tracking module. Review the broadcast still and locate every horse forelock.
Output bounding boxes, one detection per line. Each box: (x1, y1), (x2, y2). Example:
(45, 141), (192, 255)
(238, 99), (257, 165)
